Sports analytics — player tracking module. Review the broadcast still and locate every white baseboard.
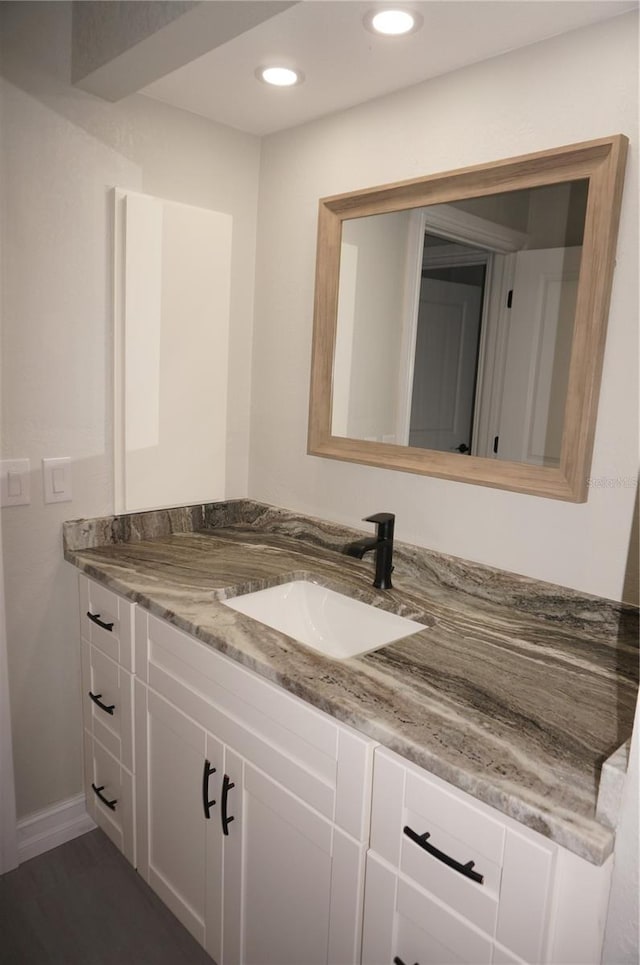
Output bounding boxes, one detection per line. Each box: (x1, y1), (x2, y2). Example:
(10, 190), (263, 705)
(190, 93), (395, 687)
(17, 792), (97, 864)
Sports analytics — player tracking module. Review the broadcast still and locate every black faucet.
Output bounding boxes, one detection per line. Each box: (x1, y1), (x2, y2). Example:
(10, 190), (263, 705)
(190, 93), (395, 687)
(344, 513), (395, 589)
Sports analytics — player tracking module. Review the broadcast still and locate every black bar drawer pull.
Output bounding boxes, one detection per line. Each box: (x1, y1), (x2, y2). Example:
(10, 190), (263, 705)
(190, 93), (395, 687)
(394, 957), (419, 965)
(221, 774), (235, 836)
(89, 691), (115, 715)
(91, 782), (117, 811)
(202, 759), (216, 820)
(87, 611), (114, 632)
(403, 825), (484, 884)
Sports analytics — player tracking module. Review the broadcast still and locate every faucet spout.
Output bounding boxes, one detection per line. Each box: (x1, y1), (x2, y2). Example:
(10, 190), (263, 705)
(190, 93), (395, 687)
(344, 512), (395, 589)
(344, 536), (378, 559)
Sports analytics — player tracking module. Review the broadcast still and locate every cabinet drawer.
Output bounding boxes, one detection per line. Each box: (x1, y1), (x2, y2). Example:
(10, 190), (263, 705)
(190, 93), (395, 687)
(370, 748), (556, 962)
(79, 575), (135, 670)
(371, 748), (503, 936)
(143, 613), (375, 840)
(81, 641), (134, 771)
(83, 732), (135, 866)
(395, 874), (493, 965)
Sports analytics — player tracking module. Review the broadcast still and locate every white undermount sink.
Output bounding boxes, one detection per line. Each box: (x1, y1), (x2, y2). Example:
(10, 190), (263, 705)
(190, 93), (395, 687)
(222, 579), (427, 660)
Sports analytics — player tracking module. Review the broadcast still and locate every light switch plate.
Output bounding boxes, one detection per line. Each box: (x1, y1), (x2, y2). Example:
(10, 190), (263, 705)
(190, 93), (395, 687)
(0, 459), (31, 506)
(42, 457), (72, 503)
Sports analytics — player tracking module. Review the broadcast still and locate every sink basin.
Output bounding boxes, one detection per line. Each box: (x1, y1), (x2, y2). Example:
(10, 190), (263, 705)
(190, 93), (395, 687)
(222, 580), (426, 659)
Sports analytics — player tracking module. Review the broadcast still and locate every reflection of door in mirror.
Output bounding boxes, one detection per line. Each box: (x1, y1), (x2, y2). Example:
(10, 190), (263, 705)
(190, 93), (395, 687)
(332, 179), (587, 467)
(407, 261), (485, 453)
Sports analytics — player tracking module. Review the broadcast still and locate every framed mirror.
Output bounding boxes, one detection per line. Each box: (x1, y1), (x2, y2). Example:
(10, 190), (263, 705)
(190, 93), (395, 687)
(308, 136), (628, 501)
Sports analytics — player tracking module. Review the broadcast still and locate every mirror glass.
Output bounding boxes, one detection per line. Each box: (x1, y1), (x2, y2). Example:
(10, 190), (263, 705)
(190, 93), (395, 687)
(333, 181), (588, 468)
(308, 136), (628, 501)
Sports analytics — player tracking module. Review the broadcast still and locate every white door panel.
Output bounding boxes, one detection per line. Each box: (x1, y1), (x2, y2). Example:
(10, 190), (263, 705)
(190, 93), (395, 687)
(409, 278), (482, 453)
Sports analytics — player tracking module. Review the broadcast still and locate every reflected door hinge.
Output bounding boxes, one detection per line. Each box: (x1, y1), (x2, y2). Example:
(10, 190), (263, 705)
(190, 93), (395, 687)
(507, 290), (513, 308)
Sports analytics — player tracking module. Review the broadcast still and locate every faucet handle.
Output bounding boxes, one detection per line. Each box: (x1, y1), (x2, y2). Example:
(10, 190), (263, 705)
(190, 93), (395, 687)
(365, 512), (395, 525)
(364, 512), (395, 539)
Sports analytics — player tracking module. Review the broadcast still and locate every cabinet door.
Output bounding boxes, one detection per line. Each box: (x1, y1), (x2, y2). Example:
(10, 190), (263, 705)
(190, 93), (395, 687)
(223, 750), (366, 965)
(135, 685), (223, 959)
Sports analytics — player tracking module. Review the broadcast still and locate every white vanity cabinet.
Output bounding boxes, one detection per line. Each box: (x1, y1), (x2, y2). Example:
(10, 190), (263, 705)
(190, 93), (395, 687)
(362, 747), (613, 965)
(79, 575), (136, 864)
(74, 574), (615, 965)
(133, 609), (375, 965)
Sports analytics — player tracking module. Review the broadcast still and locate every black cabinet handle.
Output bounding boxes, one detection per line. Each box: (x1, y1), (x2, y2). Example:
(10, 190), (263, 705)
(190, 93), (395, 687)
(91, 782), (117, 811)
(87, 611), (114, 632)
(88, 691), (115, 716)
(403, 825), (484, 884)
(221, 774), (235, 836)
(202, 759), (216, 820)
(394, 957), (419, 965)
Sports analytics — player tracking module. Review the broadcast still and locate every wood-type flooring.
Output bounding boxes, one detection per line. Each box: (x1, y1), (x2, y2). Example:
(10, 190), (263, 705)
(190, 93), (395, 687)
(0, 830), (213, 964)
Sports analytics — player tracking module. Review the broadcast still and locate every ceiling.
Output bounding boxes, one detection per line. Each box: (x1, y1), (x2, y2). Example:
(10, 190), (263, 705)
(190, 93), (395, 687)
(140, 1), (638, 136)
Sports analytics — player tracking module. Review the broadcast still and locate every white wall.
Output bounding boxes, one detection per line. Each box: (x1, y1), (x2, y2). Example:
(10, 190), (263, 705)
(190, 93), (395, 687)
(0, 508), (18, 874)
(0, 1), (261, 818)
(251, 12), (639, 603)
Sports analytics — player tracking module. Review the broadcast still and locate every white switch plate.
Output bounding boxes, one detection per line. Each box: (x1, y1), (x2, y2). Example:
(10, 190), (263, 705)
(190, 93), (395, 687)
(0, 459), (31, 506)
(42, 457), (72, 503)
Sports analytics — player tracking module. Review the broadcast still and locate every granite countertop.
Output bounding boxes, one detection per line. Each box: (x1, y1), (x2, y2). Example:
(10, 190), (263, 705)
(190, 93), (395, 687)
(63, 500), (639, 865)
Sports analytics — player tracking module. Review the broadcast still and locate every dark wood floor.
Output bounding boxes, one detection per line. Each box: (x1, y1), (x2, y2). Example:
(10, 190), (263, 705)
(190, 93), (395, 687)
(0, 829), (214, 964)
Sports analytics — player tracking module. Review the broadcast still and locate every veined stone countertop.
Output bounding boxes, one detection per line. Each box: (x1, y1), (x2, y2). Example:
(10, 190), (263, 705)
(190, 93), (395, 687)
(63, 500), (638, 865)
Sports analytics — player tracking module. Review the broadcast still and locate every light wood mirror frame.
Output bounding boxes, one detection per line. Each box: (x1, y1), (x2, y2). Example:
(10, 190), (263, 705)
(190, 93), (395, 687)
(308, 135), (628, 501)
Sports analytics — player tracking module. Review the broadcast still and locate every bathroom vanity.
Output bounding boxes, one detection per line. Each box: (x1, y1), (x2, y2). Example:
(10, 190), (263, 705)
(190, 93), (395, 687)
(65, 500), (638, 965)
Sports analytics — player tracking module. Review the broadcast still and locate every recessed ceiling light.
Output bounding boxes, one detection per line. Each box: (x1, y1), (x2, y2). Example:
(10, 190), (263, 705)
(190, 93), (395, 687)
(256, 66), (304, 87)
(364, 8), (422, 36)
